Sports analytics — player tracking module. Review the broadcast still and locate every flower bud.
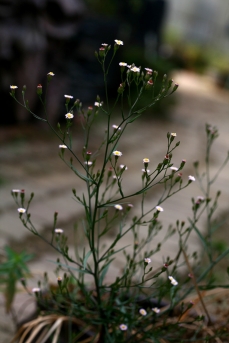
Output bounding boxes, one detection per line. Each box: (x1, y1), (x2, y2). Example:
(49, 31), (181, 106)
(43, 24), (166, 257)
(118, 83), (125, 94)
(172, 83), (179, 92)
(37, 84), (42, 95)
(99, 47), (105, 57)
(145, 79), (153, 90)
(179, 159), (186, 170)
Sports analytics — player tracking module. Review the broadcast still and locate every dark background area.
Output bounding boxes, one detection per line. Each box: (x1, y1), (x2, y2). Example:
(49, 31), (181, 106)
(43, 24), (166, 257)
(0, 0), (170, 125)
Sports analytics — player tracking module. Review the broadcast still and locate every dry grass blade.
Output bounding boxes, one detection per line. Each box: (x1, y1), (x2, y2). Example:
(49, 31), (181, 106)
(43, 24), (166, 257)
(21, 323), (49, 343)
(39, 317), (63, 343)
(10, 314), (95, 343)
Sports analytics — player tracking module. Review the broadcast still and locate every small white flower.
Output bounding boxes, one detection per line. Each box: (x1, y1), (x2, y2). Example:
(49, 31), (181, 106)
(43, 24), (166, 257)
(188, 175), (195, 182)
(170, 166), (178, 171)
(114, 39), (123, 45)
(196, 196), (204, 202)
(101, 43), (108, 46)
(47, 72), (55, 76)
(12, 189), (22, 193)
(143, 158), (150, 164)
(139, 309), (147, 316)
(32, 287), (41, 293)
(120, 164), (128, 170)
(112, 124), (121, 130)
(144, 257), (151, 264)
(171, 133), (177, 137)
(119, 324), (127, 331)
(113, 150), (122, 157)
(145, 68), (153, 72)
(18, 208), (26, 213)
(55, 228), (64, 234)
(131, 66), (140, 73)
(156, 206), (163, 212)
(59, 145), (67, 149)
(142, 169), (150, 174)
(114, 204), (123, 210)
(119, 62), (127, 66)
(84, 161), (93, 166)
(64, 95), (73, 99)
(94, 102), (102, 107)
(113, 175), (120, 180)
(65, 113), (74, 119)
(168, 276), (178, 286)
(10, 85), (18, 89)
(152, 307), (160, 313)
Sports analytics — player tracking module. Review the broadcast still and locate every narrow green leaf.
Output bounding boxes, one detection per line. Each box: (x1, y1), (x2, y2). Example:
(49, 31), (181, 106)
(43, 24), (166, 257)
(99, 259), (114, 286)
(46, 260), (92, 274)
(100, 245), (130, 262)
(83, 250), (92, 270)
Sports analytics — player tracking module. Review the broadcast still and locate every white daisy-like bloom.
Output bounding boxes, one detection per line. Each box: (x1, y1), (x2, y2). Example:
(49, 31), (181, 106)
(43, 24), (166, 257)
(84, 161), (93, 166)
(112, 124), (121, 130)
(59, 145), (67, 149)
(114, 204), (123, 210)
(18, 208), (26, 213)
(156, 206), (163, 212)
(144, 257), (151, 264)
(113, 150), (122, 157)
(65, 112), (74, 119)
(131, 66), (140, 73)
(47, 72), (55, 76)
(57, 276), (62, 282)
(10, 85), (18, 89)
(168, 276), (178, 286)
(94, 101), (102, 107)
(170, 166), (178, 171)
(119, 324), (127, 331)
(114, 39), (124, 45)
(139, 309), (147, 316)
(32, 287), (41, 293)
(64, 95), (73, 99)
(119, 62), (127, 66)
(196, 196), (205, 202)
(143, 158), (150, 164)
(145, 68), (153, 72)
(120, 164), (128, 170)
(171, 133), (176, 137)
(188, 175), (195, 182)
(152, 307), (160, 313)
(55, 228), (64, 234)
(101, 43), (108, 46)
(12, 189), (22, 193)
(142, 168), (150, 174)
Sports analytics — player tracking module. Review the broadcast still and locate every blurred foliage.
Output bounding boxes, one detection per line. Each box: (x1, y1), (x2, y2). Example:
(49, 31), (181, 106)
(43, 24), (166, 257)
(0, 247), (33, 313)
(164, 29), (229, 89)
(201, 210), (229, 283)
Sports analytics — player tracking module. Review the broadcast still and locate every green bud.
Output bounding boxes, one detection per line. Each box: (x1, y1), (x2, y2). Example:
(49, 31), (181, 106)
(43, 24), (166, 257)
(172, 83), (179, 92)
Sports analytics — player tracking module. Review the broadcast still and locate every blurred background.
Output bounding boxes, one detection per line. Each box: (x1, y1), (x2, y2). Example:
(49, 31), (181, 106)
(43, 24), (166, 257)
(0, 0), (229, 337)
